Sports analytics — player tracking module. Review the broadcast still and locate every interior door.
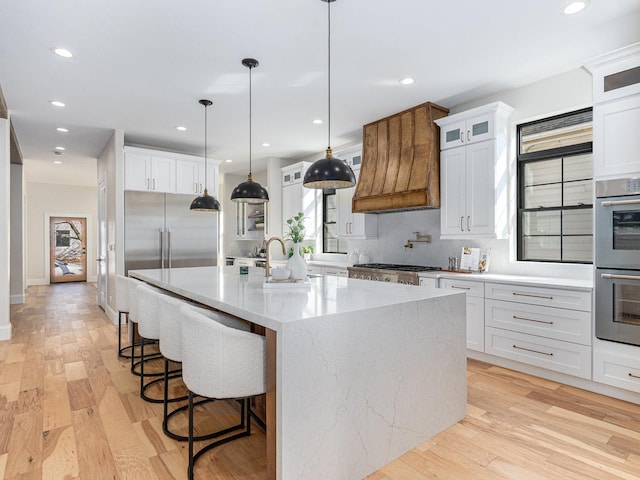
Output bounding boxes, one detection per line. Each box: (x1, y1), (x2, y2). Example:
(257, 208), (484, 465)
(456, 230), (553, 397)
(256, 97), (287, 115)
(50, 217), (87, 283)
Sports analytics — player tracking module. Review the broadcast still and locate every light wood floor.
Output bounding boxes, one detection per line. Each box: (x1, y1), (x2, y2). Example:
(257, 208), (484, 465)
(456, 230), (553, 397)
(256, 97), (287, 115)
(0, 283), (639, 479)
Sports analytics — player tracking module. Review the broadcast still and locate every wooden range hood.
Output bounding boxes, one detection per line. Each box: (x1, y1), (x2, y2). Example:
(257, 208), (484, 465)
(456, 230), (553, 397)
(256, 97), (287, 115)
(352, 102), (448, 213)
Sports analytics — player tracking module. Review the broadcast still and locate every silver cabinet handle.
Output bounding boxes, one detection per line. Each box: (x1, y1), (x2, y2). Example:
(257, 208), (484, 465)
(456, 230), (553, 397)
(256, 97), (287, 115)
(195, 182), (198, 193)
(467, 130), (471, 141)
(153, 178), (156, 190)
(147, 178), (150, 190)
(512, 292), (553, 300)
(602, 199), (640, 206)
(467, 216), (470, 231)
(460, 217), (464, 232)
(513, 315), (553, 325)
(601, 273), (640, 281)
(450, 285), (470, 290)
(629, 373), (640, 379)
(513, 344), (553, 356)
(199, 183), (203, 193)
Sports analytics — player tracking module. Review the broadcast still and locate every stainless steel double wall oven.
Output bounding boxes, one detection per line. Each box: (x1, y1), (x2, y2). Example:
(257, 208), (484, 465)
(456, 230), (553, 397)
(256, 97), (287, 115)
(595, 177), (640, 346)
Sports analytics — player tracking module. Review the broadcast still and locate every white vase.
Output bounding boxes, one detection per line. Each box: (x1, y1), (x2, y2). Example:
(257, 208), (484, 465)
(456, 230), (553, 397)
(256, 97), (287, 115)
(287, 243), (308, 280)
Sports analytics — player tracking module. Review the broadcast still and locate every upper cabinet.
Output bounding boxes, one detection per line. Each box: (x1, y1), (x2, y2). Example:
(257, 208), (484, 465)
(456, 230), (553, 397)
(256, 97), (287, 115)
(435, 101), (514, 240)
(585, 43), (640, 180)
(335, 147), (377, 239)
(281, 162), (319, 240)
(124, 149), (175, 193)
(175, 158), (219, 197)
(235, 203), (267, 240)
(124, 146), (220, 197)
(439, 110), (495, 150)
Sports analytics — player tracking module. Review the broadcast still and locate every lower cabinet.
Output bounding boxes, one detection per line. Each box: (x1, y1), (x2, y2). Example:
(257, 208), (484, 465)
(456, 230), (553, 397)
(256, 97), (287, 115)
(440, 278), (485, 352)
(593, 344), (640, 393)
(485, 327), (592, 379)
(484, 282), (592, 379)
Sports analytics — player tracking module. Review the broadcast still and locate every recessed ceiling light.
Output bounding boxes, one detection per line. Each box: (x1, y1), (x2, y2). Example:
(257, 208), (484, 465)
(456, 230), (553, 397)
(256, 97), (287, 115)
(225, 159), (233, 163)
(563, 0), (589, 14)
(176, 126), (187, 131)
(56, 127), (69, 133)
(399, 77), (415, 85)
(55, 146), (65, 151)
(49, 100), (65, 107)
(313, 119), (323, 124)
(262, 143), (270, 147)
(52, 47), (75, 58)
(53, 160), (63, 164)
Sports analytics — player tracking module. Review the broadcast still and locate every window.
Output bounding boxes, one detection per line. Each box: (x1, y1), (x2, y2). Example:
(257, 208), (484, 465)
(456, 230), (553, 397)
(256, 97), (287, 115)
(517, 108), (593, 263)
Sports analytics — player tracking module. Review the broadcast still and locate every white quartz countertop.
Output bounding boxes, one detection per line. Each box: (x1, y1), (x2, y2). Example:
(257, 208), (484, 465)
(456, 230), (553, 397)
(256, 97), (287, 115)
(417, 271), (593, 290)
(130, 266), (460, 331)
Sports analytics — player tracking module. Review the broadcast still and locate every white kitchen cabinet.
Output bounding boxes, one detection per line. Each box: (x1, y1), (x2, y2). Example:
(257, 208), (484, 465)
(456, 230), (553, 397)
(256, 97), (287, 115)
(124, 146), (220, 196)
(592, 95), (640, 180)
(124, 149), (175, 193)
(440, 140), (496, 237)
(322, 267), (348, 277)
(176, 158), (219, 197)
(281, 162), (319, 240)
(441, 278), (485, 352)
(585, 43), (640, 180)
(484, 282), (592, 379)
(435, 102), (513, 240)
(235, 202), (266, 240)
(593, 344), (640, 394)
(439, 110), (495, 150)
(335, 148), (377, 239)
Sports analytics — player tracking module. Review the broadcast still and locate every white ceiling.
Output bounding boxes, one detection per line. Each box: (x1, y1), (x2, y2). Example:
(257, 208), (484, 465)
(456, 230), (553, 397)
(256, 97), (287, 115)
(1, 0), (639, 187)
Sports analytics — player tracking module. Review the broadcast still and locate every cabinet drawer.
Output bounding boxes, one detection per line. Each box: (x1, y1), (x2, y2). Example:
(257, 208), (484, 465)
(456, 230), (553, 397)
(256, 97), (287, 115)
(485, 282), (591, 311)
(485, 327), (591, 379)
(441, 278), (484, 298)
(485, 299), (591, 346)
(307, 265), (323, 275)
(593, 350), (640, 393)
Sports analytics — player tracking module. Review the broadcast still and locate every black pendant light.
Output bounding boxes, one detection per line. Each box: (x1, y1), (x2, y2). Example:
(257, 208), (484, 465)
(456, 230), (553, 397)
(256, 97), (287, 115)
(230, 58), (270, 204)
(303, 0), (356, 189)
(190, 99), (222, 212)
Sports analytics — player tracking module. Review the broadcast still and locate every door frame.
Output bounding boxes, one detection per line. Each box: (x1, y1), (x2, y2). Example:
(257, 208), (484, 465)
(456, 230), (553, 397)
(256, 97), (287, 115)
(44, 212), (93, 285)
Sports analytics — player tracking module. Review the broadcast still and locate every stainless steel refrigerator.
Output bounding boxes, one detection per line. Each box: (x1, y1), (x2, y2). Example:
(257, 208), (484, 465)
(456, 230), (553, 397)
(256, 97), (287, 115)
(124, 191), (219, 273)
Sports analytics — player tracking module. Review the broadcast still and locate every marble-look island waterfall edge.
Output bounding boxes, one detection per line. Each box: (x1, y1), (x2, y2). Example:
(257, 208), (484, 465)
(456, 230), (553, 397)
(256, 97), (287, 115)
(128, 266), (467, 480)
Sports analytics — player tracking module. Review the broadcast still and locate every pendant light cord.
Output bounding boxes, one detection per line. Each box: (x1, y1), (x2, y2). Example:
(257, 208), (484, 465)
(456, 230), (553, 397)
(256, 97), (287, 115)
(249, 64), (253, 176)
(203, 103), (208, 188)
(327, 0), (332, 151)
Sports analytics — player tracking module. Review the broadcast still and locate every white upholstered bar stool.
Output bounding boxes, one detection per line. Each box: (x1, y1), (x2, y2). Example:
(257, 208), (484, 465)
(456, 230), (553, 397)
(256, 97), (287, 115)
(136, 283), (176, 402)
(154, 289), (251, 441)
(180, 305), (266, 480)
(114, 274), (133, 358)
(127, 277), (161, 377)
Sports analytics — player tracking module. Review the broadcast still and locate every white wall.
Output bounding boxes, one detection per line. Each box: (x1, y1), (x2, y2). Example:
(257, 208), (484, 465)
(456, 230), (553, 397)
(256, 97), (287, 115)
(0, 117), (10, 340)
(25, 183), (98, 285)
(346, 68), (594, 280)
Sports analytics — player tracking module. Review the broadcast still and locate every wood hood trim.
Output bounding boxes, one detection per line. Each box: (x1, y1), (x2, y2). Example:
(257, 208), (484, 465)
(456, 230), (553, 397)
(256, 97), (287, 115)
(353, 102), (449, 213)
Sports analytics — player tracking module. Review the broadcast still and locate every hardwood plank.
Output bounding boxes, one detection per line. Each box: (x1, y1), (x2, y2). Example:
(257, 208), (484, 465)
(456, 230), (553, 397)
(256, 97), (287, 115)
(42, 425), (80, 480)
(4, 412), (42, 478)
(66, 378), (94, 411)
(72, 406), (119, 479)
(43, 374), (73, 431)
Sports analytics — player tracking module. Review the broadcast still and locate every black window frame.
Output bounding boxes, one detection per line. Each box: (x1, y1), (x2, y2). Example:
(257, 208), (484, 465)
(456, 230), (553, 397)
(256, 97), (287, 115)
(516, 107), (593, 264)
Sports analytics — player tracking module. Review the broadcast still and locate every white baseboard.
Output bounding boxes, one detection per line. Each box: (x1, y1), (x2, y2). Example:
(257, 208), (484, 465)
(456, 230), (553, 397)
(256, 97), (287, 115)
(27, 278), (48, 286)
(10, 294), (25, 305)
(0, 323), (12, 341)
(104, 304), (119, 325)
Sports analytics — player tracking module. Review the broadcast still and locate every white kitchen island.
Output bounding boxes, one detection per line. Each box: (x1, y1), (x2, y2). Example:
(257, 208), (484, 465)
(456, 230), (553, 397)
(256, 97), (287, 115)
(129, 266), (467, 480)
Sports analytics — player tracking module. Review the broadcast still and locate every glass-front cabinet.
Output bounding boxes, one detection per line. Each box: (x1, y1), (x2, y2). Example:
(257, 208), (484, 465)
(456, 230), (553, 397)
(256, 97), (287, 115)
(235, 202), (267, 240)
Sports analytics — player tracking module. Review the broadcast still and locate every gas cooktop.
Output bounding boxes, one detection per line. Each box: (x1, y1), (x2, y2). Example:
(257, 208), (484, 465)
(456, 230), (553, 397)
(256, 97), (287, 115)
(351, 263), (442, 272)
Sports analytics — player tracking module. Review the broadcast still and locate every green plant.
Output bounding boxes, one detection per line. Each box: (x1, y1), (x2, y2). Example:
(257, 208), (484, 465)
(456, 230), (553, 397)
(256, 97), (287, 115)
(284, 212), (306, 244)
